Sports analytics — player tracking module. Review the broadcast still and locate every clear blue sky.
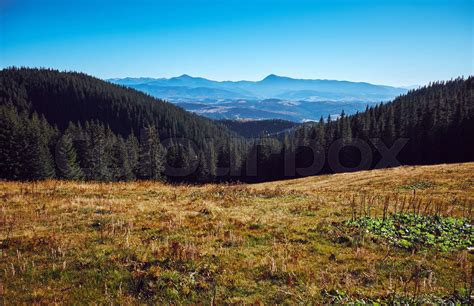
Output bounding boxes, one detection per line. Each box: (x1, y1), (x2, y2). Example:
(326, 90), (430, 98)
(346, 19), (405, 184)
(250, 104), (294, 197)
(0, 0), (472, 86)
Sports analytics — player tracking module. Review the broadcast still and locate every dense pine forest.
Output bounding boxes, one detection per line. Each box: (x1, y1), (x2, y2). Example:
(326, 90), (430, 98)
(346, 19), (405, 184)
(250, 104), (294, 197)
(0, 68), (249, 182)
(219, 119), (299, 138)
(0, 68), (472, 182)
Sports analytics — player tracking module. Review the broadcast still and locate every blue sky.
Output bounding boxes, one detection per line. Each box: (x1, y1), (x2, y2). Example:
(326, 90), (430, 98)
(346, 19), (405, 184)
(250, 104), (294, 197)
(0, 0), (472, 86)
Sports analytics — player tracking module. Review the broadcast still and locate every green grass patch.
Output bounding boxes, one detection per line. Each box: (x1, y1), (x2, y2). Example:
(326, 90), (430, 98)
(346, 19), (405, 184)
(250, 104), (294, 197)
(321, 289), (472, 304)
(397, 180), (435, 190)
(347, 214), (473, 251)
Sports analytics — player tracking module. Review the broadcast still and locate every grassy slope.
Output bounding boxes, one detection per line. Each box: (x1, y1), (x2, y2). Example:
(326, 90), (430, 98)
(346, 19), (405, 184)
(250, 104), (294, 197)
(0, 163), (473, 303)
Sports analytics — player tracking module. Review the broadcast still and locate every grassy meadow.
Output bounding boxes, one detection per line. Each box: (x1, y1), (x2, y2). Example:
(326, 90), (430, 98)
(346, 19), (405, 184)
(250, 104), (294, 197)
(1, 163), (473, 303)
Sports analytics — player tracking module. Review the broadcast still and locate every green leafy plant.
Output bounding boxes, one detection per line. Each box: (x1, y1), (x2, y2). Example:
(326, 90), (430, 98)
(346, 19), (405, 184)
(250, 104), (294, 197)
(347, 214), (473, 251)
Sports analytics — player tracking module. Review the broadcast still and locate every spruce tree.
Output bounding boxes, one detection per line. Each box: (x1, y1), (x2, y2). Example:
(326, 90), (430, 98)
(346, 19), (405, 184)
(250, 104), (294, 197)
(84, 122), (112, 181)
(56, 133), (84, 180)
(126, 132), (139, 179)
(24, 113), (55, 180)
(138, 125), (165, 180)
(0, 104), (22, 180)
(110, 136), (134, 181)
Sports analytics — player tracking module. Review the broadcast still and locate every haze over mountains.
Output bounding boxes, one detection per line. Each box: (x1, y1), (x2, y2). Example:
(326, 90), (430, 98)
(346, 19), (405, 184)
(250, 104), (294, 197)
(109, 75), (409, 122)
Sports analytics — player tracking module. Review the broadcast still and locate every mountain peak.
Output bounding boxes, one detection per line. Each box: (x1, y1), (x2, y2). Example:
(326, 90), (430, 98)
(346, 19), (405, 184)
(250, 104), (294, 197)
(260, 74), (294, 83)
(262, 74), (281, 81)
(177, 74), (193, 79)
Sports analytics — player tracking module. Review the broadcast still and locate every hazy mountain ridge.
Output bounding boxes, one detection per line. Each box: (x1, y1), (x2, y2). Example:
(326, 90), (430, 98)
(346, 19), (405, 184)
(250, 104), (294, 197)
(109, 74), (408, 122)
(109, 74), (407, 101)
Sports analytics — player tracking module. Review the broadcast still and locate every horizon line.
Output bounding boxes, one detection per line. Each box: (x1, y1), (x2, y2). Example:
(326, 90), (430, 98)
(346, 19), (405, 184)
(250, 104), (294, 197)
(105, 73), (422, 88)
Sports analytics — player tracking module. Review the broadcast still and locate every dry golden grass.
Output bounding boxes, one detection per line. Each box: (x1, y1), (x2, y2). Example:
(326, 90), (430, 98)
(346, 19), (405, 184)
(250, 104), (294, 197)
(0, 163), (473, 303)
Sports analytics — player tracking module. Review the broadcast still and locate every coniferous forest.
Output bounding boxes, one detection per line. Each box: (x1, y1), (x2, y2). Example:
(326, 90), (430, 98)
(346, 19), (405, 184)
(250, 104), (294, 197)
(219, 119), (300, 138)
(0, 67), (473, 183)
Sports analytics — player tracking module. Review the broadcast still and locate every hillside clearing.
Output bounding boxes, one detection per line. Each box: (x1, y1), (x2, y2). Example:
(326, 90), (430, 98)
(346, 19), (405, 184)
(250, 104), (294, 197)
(1, 163), (473, 303)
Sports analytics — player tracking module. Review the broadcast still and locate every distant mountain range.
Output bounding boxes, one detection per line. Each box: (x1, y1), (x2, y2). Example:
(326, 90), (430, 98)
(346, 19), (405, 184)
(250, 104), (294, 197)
(109, 74), (408, 122)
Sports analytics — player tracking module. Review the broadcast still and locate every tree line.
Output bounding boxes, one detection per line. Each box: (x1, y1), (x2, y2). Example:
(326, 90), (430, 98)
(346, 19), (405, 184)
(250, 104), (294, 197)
(0, 68), (472, 182)
(287, 76), (473, 173)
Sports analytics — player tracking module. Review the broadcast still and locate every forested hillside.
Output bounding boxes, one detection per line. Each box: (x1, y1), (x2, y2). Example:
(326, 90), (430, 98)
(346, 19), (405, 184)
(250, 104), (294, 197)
(0, 68), (247, 182)
(276, 77), (474, 181)
(0, 68), (472, 182)
(218, 119), (299, 138)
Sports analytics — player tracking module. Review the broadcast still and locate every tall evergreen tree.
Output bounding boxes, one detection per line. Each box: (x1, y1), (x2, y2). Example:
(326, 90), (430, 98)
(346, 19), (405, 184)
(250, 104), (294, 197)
(23, 113), (55, 180)
(83, 122), (112, 181)
(126, 132), (139, 178)
(56, 133), (84, 180)
(110, 136), (134, 181)
(0, 104), (23, 180)
(138, 125), (165, 180)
